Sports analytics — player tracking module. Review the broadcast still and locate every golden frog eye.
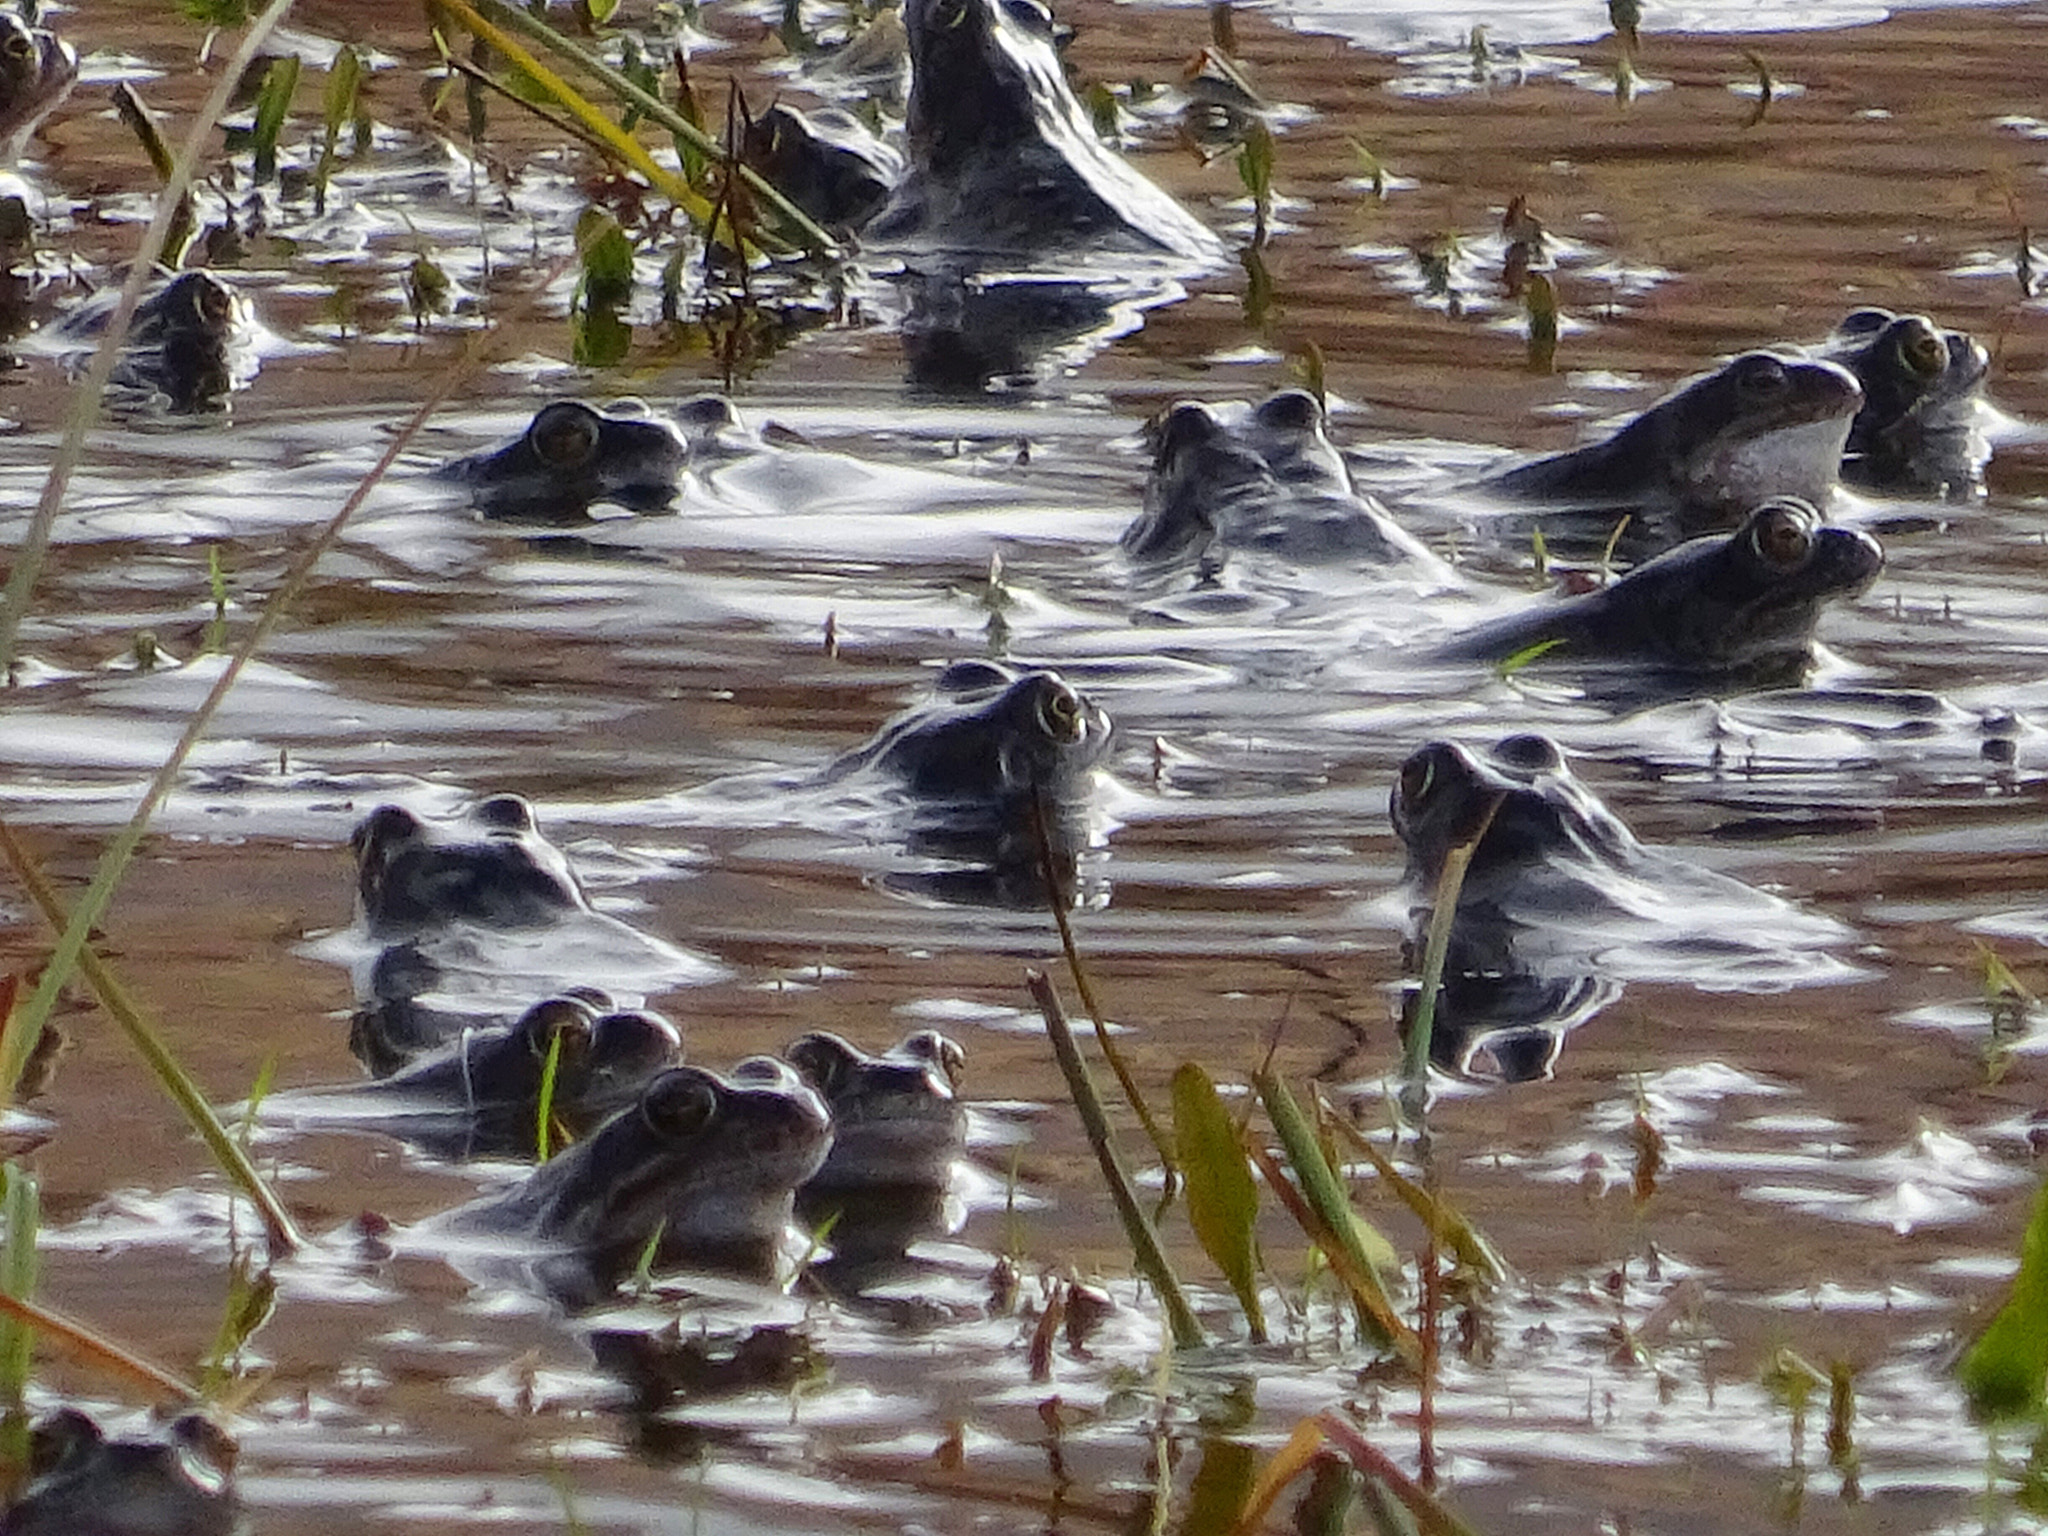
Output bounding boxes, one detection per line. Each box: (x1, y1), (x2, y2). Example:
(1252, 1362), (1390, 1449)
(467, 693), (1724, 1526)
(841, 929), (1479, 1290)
(523, 999), (594, 1065)
(528, 402), (601, 471)
(3, 31), (32, 63)
(1750, 502), (1815, 568)
(1038, 682), (1084, 742)
(905, 1030), (966, 1088)
(1897, 320), (1946, 380)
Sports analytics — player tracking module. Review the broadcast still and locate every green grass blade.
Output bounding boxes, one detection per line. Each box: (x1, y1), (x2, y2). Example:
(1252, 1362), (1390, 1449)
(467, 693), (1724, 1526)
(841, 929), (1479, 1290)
(431, 0), (717, 226)
(1321, 1107), (1510, 1285)
(0, 1163), (38, 1474)
(535, 1025), (565, 1161)
(1172, 1063), (1265, 1340)
(0, 1291), (199, 1407)
(1400, 795), (1502, 1098)
(1028, 971), (1204, 1350)
(0, 822), (303, 1253)
(1253, 1072), (1414, 1358)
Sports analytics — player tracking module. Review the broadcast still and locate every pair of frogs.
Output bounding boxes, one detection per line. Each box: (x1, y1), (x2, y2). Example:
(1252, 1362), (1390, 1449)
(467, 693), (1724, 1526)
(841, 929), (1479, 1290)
(1124, 300), (1995, 693)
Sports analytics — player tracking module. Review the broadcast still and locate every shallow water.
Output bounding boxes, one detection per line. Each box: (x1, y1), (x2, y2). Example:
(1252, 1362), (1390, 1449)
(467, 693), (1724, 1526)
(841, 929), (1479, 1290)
(4, 0), (2048, 1531)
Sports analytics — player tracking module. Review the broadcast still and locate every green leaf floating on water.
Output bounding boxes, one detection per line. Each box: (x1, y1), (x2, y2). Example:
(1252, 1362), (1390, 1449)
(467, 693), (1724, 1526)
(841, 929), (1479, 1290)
(1172, 1063), (1266, 1341)
(1961, 1177), (2048, 1420)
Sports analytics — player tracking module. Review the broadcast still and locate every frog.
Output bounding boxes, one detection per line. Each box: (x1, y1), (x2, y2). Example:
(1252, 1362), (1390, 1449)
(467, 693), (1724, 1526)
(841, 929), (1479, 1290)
(1816, 306), (1992, 495)
(1477, 350), (1864, 555)
(437, 1059), (833, 1302)
(0, 1408), (241, 1536)
(437, 399), (690, 521)
(1436, 495), (1884, 699)
(1121, 389), (1453, 576)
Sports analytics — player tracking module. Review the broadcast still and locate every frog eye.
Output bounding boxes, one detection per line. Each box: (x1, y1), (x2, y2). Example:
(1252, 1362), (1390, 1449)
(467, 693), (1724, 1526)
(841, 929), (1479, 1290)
(1748, 500), (1815, 568)
(904, 1030), (966, 1087)
(1896, 320), (1947, 379)
(2, 30), (32, 63)
(1254, 389), (1322, 433)
(592, 1009), (684, 1072)
(474, 794), (537, 833)
(191, 277), (233, 329)
(1733, 354), (1789, 399)
(27, 1410), (104, 1480)
(168, 1415), (238, 1488)
(352, 804), (422, 858)
(1037, 681), (1086, 742)
(1398, 749), (1437, 808)
(527, 402), (602, 471)
(521, 998), (595, 1063)
(785, 1032), (857, 1095)
(642, 1070), (720, 1139)
(1492, 734), (1562, 773)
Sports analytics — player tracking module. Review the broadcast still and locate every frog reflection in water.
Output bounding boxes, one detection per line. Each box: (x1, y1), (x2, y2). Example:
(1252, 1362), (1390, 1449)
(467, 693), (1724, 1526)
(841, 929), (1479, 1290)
(1817, 307), (1992, 494)
(825, 660), (1114, 906)
(1122, 389), (1453, 578)
(441, 1059), (833, 1303)
(438, 399), (690, 521)
(0, 1409), (240, 1536)
(1478, 351), (1863, 556)
(1438, 496), (1884, 701)
(0, 10), (76, 160)
(786, 1030), (966, 1262)
(1390, 735), (1852, 1077)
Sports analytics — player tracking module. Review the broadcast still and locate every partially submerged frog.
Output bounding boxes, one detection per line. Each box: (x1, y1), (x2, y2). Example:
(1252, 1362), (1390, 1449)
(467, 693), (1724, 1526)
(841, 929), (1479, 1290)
(0, 11), (76, 162)
(353, 794), (584, 939)
(1390, 733), (1851, 986)
(1437, 496), (1883, 698)
(787, 1031), (964, 1196)
(740, 102), (903, 232)
(343, 795), (720, 1072)
(438, 399), (690, 521)
(1122, 390), (1451, 576)
(1478, 351), (1863, 554)
(1817, 307), (1991, 494)
(0, 1408), (240, 1536)
(439, 1059), (833, 1301)
(47, 270), (259, 414)
(276, 994), (684, 1160)
(823, 662), (1113, 906)
(826, 660), (1113, 808)
(867, 0), (1220, 265)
